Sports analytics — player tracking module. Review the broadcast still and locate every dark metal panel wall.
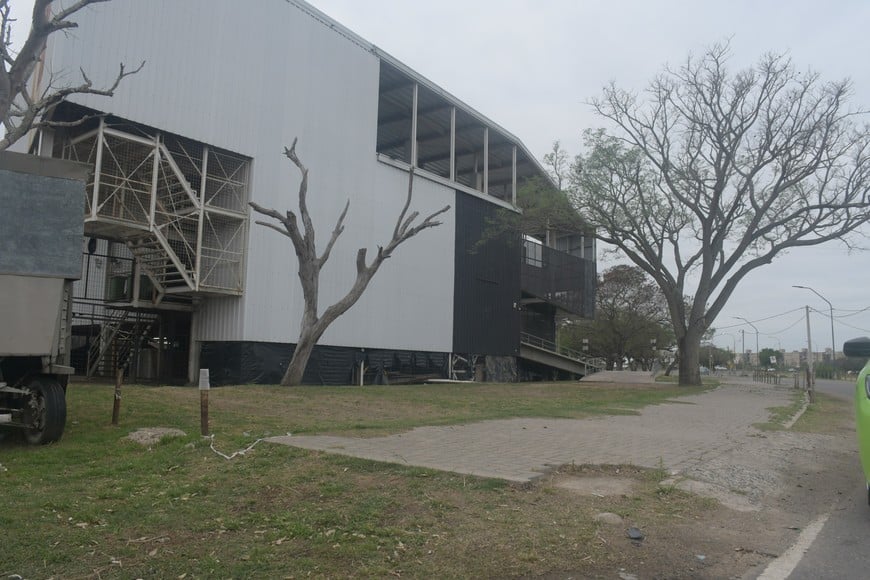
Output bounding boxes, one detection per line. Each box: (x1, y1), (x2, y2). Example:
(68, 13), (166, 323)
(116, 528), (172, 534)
(521, 241), (597, 318)
(200, 341), (448, 386)
(452, 193), (521, 355)
(521, 303), (557, 343)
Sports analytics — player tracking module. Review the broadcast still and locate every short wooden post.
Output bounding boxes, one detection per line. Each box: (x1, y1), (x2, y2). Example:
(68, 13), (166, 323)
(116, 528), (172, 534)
(111, 367), (123, 425)
(199, 369), (210, 436)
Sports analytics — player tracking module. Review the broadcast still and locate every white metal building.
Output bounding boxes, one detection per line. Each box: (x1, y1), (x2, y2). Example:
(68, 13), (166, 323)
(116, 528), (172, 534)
(26, 0), (597, 384)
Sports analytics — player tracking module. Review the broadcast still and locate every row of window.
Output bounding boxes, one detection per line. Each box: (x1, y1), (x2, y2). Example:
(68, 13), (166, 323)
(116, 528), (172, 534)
(376, 61), (542, 203)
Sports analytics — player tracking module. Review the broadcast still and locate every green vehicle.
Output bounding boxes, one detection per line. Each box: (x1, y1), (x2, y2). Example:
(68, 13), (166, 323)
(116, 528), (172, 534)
(845, 336), (870, 504)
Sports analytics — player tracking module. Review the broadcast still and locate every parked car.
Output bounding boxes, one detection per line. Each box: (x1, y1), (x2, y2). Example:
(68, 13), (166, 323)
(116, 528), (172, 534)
(844, 336), (870, 504)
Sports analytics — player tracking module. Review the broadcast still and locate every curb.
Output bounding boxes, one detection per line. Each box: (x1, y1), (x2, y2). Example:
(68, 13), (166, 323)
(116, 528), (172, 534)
(782, 391), (810, 430)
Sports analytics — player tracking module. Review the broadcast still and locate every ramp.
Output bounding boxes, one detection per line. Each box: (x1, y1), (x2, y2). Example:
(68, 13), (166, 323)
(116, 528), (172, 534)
(519, 333), (605, 377)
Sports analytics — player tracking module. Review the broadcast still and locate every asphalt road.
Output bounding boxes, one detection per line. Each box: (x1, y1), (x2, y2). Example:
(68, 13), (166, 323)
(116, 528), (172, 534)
(813, 377), (857, 401)
(786, 377), (867, 580)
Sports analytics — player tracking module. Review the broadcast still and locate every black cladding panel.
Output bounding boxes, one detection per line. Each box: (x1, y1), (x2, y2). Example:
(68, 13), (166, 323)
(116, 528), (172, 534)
(453, 193), (521, 355)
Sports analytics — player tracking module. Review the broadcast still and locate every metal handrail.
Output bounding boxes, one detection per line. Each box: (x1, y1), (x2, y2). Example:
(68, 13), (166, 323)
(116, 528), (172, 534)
(520, 332), (606, 370)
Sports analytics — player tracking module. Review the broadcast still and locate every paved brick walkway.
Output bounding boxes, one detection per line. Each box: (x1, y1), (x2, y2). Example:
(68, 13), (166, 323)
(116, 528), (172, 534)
(266, 380), (794, 482)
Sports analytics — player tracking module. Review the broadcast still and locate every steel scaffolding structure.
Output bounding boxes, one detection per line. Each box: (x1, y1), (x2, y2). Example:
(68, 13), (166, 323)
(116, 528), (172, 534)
(61, 117), (249, 304)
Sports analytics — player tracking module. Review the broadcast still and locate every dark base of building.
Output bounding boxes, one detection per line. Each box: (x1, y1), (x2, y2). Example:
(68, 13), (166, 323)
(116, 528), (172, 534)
(200, 341), (451, 386)
(199, 342), (582, 386)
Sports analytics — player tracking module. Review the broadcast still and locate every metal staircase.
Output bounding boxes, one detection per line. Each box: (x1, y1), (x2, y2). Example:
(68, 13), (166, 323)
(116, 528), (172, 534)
(127, 230), (196, 300)
(86, 309), (158, 377)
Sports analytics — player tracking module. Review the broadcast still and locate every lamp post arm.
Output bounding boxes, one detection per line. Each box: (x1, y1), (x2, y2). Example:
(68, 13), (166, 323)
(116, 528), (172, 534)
(793, 285), (836, 361)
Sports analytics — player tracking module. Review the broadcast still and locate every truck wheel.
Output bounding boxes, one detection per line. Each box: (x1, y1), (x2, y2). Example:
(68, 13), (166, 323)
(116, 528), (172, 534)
(24, 378), (66, 445)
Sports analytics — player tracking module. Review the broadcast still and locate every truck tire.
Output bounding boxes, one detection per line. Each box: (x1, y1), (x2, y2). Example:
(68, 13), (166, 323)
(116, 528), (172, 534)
(24, 377), (66, 445)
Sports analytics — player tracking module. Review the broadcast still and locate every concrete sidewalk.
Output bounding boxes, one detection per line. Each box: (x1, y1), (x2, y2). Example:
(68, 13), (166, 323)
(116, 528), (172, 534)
(266, 380), (794, 483)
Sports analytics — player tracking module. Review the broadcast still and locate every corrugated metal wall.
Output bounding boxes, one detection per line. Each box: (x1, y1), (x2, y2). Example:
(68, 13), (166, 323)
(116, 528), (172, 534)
(46, 0), (456, 352)
(453, 193), (521, 355)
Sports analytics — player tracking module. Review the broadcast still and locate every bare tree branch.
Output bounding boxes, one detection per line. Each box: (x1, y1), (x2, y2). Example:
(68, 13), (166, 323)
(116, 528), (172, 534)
(0, 0), (143, 151)
(318, 199), (349, 267)
(249, 200), (304, 249)
(282, 138), (315, 248)
(392, 166), (415, 240)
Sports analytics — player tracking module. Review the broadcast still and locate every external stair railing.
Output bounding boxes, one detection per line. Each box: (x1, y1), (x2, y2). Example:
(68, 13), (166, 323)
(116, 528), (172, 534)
(519, 332), (606, 373)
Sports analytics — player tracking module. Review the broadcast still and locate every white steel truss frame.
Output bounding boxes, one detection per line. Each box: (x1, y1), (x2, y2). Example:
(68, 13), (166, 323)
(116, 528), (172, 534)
(62, 120), (249, 297)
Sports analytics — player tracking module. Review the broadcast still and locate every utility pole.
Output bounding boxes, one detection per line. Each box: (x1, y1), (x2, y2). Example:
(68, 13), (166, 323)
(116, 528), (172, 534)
(804, 305), (815, 403)
(734, 317), (759, 368)
(793, 285), (836, 362)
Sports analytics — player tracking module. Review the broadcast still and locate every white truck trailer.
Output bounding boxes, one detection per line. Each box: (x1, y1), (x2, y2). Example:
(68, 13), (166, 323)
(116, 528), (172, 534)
(0, 151), (88, 444)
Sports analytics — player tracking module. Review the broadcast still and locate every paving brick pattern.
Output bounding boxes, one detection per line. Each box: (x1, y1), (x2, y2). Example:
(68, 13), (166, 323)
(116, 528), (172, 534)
(266, 381), (793, 482)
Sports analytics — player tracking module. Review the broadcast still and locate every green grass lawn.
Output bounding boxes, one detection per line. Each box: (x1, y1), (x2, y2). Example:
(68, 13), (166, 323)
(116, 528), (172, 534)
(0, 381), (711, 578)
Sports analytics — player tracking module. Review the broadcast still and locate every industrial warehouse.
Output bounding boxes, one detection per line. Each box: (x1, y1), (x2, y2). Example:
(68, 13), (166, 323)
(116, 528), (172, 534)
(22, 0), (598, 385)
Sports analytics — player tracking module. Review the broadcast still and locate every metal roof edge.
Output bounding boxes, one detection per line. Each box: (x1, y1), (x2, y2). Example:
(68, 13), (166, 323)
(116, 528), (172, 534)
(285, 0), (554, 187)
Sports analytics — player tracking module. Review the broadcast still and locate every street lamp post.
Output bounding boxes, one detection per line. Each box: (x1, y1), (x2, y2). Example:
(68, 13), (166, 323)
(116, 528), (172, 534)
(734, 316), (759, 368)
(803, 304), (816, 403)
(793, 285), (836, 362)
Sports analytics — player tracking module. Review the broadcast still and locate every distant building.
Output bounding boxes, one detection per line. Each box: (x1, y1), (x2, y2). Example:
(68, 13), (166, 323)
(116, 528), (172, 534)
(781, 349), (838, 368)
(23, 0), (597, 384)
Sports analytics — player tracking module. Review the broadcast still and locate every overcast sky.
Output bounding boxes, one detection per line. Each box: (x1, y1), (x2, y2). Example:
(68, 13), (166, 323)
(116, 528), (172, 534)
(10, 0), (870, 354)
(307, 0), (870, 355)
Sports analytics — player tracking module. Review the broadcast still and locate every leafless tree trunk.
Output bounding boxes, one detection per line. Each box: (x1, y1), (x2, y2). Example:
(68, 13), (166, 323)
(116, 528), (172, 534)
(0, 0), (143, 151)
(250, 139), (450, 386)
(573, 43), (870, 386)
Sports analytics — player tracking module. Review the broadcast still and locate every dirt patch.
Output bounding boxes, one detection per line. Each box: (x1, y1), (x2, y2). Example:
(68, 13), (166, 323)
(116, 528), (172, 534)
(659, 477), (759, 512)
(125, 427), (186, 446)
(555, 475), (638, 497)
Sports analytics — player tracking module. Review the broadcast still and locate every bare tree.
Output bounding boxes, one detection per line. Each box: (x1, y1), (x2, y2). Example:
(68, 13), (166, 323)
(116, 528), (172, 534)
(0, 0), (143, 150)
(572, 43), (870, 386)
(542, 140), (570, 190)
(250, 139), (451, 386)
(562, 265), (671, 371)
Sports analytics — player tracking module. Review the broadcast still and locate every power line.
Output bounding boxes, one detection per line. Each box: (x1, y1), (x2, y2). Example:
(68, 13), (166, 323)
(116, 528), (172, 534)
(765, 314), (807, 336)
(715, 307), (807, 330)
(833, 305), (870, 318)
(836, 318), (870, 333)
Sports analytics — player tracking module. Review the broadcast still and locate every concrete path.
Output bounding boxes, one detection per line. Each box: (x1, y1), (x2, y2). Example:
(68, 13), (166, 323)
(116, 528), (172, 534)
(266, 380), (794, 483)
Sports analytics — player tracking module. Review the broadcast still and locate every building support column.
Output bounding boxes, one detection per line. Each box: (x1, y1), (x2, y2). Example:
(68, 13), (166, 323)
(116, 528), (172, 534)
(91, 118), (106, 219)
(410, 83), (419, 167)
(483, 127), (489, 194)
(511, 145), (517, 205)
(187, 307), (201, 385)
(148, 135), (161, 227)
(195, 147), (209, 293)
(449, 107), (456, 181)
